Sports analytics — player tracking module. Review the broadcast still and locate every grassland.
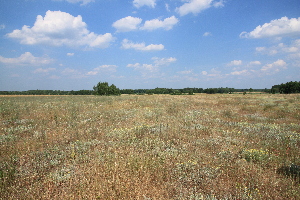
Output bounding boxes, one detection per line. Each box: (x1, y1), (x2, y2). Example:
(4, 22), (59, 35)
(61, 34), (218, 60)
(0, 94), (299, 199)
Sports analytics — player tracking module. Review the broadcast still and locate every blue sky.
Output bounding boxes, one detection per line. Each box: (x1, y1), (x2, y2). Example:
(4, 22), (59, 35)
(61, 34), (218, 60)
(0, 0), (299, 90)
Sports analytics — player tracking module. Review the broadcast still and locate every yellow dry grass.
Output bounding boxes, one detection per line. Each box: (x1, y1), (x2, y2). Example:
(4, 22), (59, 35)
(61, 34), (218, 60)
(0, 94), (299, 199)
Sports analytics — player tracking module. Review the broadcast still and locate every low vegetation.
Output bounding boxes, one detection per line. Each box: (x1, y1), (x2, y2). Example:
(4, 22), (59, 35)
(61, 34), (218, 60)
(1, 94), (299, 199)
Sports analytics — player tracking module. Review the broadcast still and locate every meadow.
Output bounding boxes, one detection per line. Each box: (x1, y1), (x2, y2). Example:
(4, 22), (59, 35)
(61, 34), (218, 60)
(0, 94), (299, 199)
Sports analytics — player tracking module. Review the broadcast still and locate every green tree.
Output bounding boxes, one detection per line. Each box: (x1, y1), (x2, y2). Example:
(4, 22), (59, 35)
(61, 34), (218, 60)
(93, 82), (120, 96)
(278, 81), (300, 94)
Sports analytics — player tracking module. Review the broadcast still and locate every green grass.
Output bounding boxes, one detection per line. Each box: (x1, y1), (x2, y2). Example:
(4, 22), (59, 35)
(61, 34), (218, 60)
(0, 94), (299, 199)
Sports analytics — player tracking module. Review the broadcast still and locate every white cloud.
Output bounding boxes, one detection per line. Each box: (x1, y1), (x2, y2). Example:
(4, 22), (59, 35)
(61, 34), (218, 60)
(240, 17), (300, 39)
(113, 16), (178, 32)
(256, 47), (266, 52)
(67, 53), (74, 56)
(231, 69), (249, 76)
(249, 61), (261, 65)
(112, 16), (142, 32)
(127, 57), (177, 74)
(228, 60), (242, 66)
(53, 0), (94, 6)
(141, 16), (179, 31)
(213, 0), (224, 8)
(0, 52), (52, 66)
(165, 3), (170, 12)
(62, 68), (78, 75)
(7, 10), (114, 48)
(152, 57), (177, 65)
(260, 59), (287, 74)
(133, 0), (156, 8)
(176, 0), (213, 16)
(33, 68), (56, 73)
(127, 63), (158, 73)
(256, 39), (300, 56)
(121, 39), (164, 51)
(201, 68), (223, 79)
(203, 32), (212, 36)
(87, 65), (118, 75)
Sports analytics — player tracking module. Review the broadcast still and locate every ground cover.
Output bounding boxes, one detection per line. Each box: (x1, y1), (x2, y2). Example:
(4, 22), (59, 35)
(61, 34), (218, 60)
(0, 94), (299, 199)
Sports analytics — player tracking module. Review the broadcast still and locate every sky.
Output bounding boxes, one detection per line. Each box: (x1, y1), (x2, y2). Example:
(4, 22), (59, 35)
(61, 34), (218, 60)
(0, 0), (300, 91)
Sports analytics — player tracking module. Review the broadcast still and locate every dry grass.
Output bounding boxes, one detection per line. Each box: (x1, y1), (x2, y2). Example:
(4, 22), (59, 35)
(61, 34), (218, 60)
(0, 94), (299, 199)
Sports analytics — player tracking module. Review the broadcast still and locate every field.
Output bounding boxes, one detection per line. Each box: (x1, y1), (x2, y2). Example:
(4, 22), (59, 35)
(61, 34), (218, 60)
(1, 94), (299, 199)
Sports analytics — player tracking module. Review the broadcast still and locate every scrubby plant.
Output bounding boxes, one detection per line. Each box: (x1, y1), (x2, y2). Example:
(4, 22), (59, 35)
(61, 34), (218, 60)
(0, 94), (300, 199)
(241, 149), (271, 163)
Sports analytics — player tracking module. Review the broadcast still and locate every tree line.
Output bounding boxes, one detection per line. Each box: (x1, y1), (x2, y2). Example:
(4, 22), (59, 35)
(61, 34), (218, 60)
(0, 81), (298, 95)
(0, 90), (94, 95)
(270, 81), (300, 94)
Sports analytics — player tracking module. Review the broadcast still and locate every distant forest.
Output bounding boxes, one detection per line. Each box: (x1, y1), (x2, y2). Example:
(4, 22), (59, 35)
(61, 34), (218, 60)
(0, 81), (298, 95)
(0, 87), (266, 95)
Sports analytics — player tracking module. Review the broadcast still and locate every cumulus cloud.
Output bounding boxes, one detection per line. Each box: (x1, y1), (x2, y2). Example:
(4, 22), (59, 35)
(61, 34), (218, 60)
(67, 53), (74, 56)
(203, 32), (212, 37)
(0, 52), (52, 66)
(260, 59), (287, 74)
(228, 60), (242, 66)
(152, 57), (177, 65)
(256, 39), (300, 57)
(240, 17), (300, 39)
(112, 16), (142, 32)
(127, 57), (177, 74)
(133, 0), (156, 8)
(165, 3), (170, 12)
(230, 69), (249, 76)
(213, 0), (224, 8)
(7, 10), (114, 48)
(113, 16), (178, 32)
(127, 63), (158, 73)
(249, 61), (261, 65)
(176, 0), (213, 16)
(121, 39), (164, 51)
(87, 65), (118, 75)
(141, 16), (179, 31)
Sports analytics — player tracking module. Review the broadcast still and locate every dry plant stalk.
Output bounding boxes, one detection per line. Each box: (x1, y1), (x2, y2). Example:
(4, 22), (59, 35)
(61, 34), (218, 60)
(0, 94), (299, 199)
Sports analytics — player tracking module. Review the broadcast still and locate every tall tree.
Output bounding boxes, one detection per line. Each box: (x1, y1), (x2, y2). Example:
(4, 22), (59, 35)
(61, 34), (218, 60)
(93, 82), (120, 96)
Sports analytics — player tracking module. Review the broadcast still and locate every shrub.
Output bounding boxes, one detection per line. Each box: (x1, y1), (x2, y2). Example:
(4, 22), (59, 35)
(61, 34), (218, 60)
(241, 149), (270, 163)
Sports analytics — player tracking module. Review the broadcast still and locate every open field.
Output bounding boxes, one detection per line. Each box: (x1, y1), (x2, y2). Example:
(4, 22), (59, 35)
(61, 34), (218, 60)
(1, 94), (300, 199)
